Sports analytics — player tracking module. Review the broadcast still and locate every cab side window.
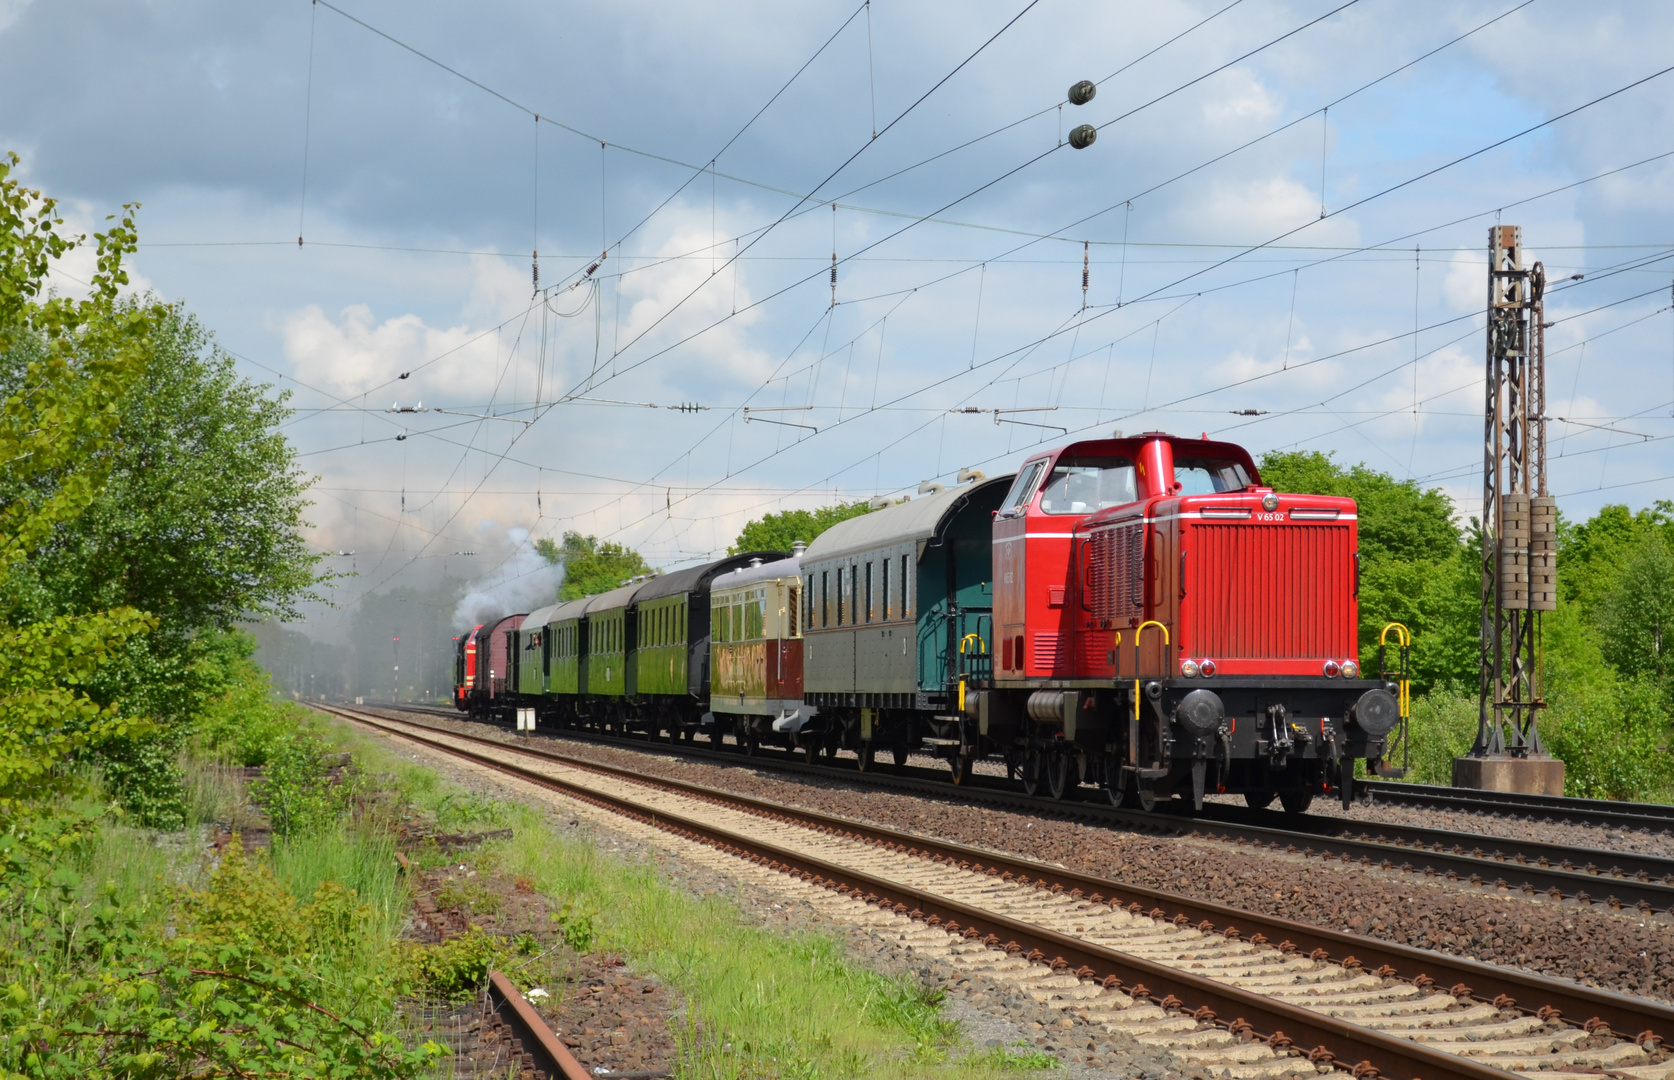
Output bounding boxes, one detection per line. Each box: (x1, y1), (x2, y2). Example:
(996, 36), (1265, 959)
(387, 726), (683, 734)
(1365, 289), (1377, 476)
(998, 460), (1046, 517)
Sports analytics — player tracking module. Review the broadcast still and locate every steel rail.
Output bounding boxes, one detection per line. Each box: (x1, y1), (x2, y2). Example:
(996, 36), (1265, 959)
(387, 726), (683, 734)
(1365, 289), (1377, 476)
(330, 705), (1674, 1056)
(485, 970), (593, 1080)
(379, 703), (1674, 912)
(1361, 780), (1674, 830)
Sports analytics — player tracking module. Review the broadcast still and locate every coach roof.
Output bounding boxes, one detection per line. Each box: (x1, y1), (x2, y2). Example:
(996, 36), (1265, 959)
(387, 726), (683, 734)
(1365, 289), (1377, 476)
(801, 475), (1013, 563)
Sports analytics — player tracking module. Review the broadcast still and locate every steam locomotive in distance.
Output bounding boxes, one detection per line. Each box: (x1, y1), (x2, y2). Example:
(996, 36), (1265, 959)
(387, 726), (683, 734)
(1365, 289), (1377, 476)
(454, 432), (1403, 813)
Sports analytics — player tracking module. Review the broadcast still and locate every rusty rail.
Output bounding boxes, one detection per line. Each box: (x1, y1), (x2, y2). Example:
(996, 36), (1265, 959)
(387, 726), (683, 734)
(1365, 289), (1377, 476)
(485, 970), (593, 1080)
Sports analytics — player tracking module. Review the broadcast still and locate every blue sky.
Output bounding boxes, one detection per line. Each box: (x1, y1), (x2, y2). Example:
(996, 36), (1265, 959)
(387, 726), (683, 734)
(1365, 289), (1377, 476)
(4, 0), (1673, 632)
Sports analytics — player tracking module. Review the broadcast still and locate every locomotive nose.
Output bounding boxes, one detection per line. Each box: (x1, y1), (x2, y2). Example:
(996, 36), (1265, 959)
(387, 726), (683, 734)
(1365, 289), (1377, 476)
(1350, 687), (1400, 736)
(1173, 688), (1224, 735)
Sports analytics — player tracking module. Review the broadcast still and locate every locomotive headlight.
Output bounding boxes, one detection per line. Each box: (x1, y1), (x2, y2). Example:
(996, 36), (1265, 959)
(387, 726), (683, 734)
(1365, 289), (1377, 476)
(1351, 687), (1400, 736)
(1323, 660), (1341, 678)
(1340, 659), (1360, 679)
(1174, 688), (1224, 735)
(1199, 659), (1216, 677)
(1180, 659), (1201, 678)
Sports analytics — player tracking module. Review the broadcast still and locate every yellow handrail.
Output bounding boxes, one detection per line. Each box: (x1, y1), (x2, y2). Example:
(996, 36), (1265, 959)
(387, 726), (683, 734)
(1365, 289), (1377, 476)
(1132, 620), (1170, 724)
(959, 632), (987, 654)
(1379, 621), (1412, 724)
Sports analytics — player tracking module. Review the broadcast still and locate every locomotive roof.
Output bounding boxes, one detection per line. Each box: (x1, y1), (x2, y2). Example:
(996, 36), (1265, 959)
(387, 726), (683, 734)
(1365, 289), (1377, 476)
(711, 555), (801, 593)
(633, 550), (789, 602)
(581, 580), (645, 615)
(802, 474), (1014, 563)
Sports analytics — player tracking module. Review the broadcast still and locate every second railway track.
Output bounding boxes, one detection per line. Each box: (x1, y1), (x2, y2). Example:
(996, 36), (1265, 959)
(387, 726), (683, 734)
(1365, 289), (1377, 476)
(374, 701), (1674, 914)
(327, 703), (1674, 1080)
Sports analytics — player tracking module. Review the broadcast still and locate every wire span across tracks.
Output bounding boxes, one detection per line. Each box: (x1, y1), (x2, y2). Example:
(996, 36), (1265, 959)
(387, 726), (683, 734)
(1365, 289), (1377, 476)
(320, 704), (1674, 1080)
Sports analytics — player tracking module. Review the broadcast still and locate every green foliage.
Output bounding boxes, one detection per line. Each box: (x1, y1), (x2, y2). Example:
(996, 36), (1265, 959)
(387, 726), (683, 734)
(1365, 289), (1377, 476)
(970, 1042), (1063, 1071)
(536, 530), (656, 601)
(1594, 532), (1674, 681)
(0, 822), (438, 1078)
(730, 501), (873, 555)
(1400, 689), (1477, 786)
(433, 877), (502, 917)
(196, 633), (304, 768)
(255, 726), (360, 839)
(433, 791), (507, 831)
(551, 897), (598, 953)
(0, 153), (160, 815)
(395, 926), (514, 1001)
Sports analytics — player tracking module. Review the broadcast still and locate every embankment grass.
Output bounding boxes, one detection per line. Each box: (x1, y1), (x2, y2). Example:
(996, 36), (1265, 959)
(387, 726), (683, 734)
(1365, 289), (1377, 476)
(309, 712), (1042, 1077)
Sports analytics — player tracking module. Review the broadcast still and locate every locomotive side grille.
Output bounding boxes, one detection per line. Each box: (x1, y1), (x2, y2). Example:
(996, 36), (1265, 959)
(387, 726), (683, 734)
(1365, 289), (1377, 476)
(1032, 631), (1061, 671)
(1088, 522), (1144, 625)
(1187, 523), (1352, 659)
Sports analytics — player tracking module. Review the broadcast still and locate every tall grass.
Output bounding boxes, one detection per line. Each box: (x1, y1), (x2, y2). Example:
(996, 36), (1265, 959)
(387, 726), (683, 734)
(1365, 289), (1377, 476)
(271, 826), (409, 952)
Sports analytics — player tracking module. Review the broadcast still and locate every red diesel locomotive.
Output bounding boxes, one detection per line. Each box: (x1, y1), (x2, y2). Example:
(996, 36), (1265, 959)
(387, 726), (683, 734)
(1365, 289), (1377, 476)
(968, 432), (1399, 812)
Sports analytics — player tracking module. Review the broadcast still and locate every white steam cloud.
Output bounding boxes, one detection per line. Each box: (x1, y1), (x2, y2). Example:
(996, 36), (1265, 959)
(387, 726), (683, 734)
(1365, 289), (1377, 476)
(452, 528), (564, 629)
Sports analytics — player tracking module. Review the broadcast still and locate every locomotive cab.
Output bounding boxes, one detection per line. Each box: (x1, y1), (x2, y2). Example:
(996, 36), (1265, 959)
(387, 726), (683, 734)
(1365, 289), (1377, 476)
(985, 432), (1397, 812)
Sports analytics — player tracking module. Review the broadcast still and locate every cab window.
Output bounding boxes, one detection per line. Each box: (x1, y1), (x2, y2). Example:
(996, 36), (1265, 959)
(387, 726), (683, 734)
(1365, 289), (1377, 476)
(1174, 458), (1252, 495)
(1038, 456), (1136, 515)
(998, 460), (1046, 517)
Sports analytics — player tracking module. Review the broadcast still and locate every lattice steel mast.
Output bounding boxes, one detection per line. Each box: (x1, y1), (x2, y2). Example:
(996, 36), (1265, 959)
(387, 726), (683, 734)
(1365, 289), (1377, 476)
(1473, 225), (1555, 760)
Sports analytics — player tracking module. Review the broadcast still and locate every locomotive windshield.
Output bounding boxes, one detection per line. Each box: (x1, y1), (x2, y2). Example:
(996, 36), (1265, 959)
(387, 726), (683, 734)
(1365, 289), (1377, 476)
(1039, 456), (1136, 515)
(1174, 458), (1252, 495)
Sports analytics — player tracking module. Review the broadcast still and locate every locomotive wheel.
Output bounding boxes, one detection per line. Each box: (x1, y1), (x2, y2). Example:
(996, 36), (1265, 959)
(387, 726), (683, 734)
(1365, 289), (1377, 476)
(1244, 791), (1276, 810)
(1279, 788), (1314, 814)
(1135, 784), (1159, 812)
(802, 739), (819, 765)
(948, 751), (973, 786)
(1020, 747), (1043, 797)
(1103, 766), (1127, 807)
(1046, 752), (1074, 801)
(891, 742), (909, 768)
(741, 731), (759, 757)
(856, 740), (875, 772)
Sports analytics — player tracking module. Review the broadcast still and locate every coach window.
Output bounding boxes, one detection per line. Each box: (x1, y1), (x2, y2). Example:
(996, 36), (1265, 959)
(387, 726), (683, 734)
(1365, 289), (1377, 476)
(864, 562), (873, 623)
(837, 567), (846, 625)
(788, 582), (801, 637)
(820, 571), (829, 627)
(900, 554), (911, 618)
(881, 558), (890, 620)
(850, 563), (859, 626)
(805, 575), (814, 627)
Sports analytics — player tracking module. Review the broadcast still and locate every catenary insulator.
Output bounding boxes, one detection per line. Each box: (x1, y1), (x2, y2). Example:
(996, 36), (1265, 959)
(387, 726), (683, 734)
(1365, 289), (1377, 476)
(1068, 80), (1096, 106)
(1068, 124), (1097, 150)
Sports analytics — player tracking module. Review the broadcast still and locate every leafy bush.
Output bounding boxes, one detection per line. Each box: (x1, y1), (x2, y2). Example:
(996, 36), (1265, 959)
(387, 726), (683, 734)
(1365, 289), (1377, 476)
(255, 726), (360, 839)
(0, 822), (438, 1078)
(395, 926), (515, 1000)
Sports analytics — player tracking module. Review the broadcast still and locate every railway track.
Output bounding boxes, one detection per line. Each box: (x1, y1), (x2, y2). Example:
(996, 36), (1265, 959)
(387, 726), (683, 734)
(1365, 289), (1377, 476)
(1361, 781), (1674, 833)
(327, 704), (1674, 1080)
(370, 703), (1674, 914)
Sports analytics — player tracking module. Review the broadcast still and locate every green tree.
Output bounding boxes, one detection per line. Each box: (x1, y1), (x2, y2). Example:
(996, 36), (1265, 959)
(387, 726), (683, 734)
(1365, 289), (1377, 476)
(536, 531), (655, 601)
(1258, 450), (1475, 690)
(730, 501), (871, 555)
(0, 152), (158, 816)
(1595, 533), (1674, 681)
(0, 155), (320, 824)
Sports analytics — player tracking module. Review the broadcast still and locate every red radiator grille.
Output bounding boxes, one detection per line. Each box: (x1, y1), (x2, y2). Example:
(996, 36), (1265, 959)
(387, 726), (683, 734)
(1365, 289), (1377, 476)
(1087, 522), (1144, 625)
(1185, 523), (1353, 659)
